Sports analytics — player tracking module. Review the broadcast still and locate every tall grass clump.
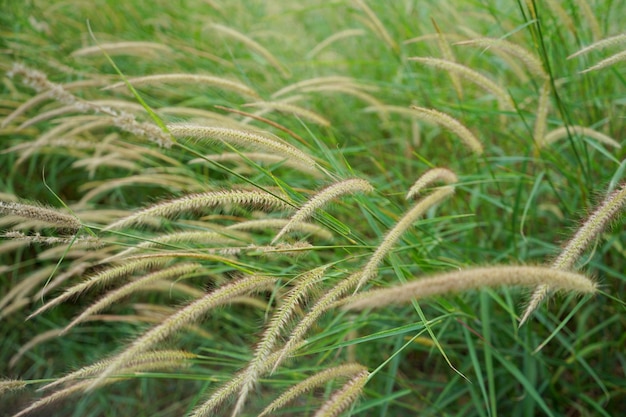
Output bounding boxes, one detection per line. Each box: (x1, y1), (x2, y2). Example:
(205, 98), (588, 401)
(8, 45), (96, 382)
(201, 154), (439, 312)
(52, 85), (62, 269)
(1, 1), (624, 416)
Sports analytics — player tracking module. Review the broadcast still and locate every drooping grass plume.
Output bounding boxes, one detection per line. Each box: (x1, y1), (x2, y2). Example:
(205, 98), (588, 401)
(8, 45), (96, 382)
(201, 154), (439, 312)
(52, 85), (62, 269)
(207, 23), (290, 78)
(574, 0), (602, 41)
(432, 20), (464, 98)
(190, 151), (322, 177)
(567, 33), (626, 59)
(258, 363), (368, 417)
(227, 218), (333, 241)
(0, 201), (82, 231)
(232, 266), (329, 416)
(409, 57), (515, 110)
(1, 231), (102, 247)
(271, 76), (367, 98)
(306, 29), (366, 59)
(103, 74), (260, 99)
(542, 125), (621, 148)
(409, 106), (483, 154)
(579, 50), (626, 73)
(87, 274), (276, 390)
(352, 0), (399, 53)
(271, 178), (373, 244)
(313, 369), (369, 417)
(104, 189), (292, 231)
(62, 263), (202, 333)
(342, 266), (596, 310)
(167, 123), (317, 171)
(71, 41), (173, 57)
(406, 168), (458, 200)
(533, 80), (552, 145)
(356, 185), (455, 290)
(0, 379), (27, 395)
(520, 182), (626, 325)
(243, 101), (331, 127)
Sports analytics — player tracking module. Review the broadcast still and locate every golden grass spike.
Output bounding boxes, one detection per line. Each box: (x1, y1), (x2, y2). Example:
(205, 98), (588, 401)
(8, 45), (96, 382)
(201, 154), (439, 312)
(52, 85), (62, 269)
(567, 33), (626, 59)
(271, 76), (359, 98)
(167, 123), (317, 171)
(406, 168), (458, 200)
(432, 19), (463, 98)
(0, 201), (81, 231)
(0, 379), (26, 395)
(190, 151), (323, 177)
(71, 41), (173, 57)
(307, 29), (366, 59)
(533, 80), (551, 145)
(272, 179), (373, 244)
(352, 0), (398, 53)
(104, 189), (292, 231)
(409, 57), (515, 111)
(542, 125), (621, 148)
(313, 369), (369, 417)
(62, 263), (202, 333)
(87, 274), (276, 391)
(258, 364), (367, 417)
(208, 23), (290, 78)
(520, 182), (626, 325)
(357, 186), (455, 291)
(579, 50), (626, 73)
(342, 266), (596, 310)
(409, 106), (483, 154)
(103, 73), (260, 99)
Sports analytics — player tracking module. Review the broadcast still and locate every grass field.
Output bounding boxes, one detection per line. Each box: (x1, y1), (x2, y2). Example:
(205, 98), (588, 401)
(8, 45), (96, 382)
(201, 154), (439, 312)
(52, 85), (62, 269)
(1, 1), (624, 416)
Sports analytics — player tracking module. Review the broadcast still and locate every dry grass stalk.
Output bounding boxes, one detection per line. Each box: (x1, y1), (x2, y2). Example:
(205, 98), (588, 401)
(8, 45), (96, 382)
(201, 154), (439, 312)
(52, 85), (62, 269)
(71, 41), (173, 57)
(313, 369), (369, 417)
(104, 189), (292, 231)
(409, 106), (483, 154)
(103, 73), (260, 99)
(542, 125), (621, 148)
(190, 151), (323, 177)
(258, 363), (368, 417)
(409, 57), (515, 110)
(406, 168), (458, 200)
(342, 266), (596, 310)
(520, 182), (626, 324)
(87, 274), (276, 390)
(272, 178), (373, 244)
(0, 201), (81, 231)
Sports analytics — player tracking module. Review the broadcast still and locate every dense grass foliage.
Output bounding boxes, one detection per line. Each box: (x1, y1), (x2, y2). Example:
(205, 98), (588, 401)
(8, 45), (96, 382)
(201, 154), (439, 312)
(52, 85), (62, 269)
(1, 1), (624, 416)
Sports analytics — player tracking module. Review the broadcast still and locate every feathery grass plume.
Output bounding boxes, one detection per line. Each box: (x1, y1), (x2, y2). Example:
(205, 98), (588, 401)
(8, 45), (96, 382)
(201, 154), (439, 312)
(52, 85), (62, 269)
(232, 266), (329, 416)
(9, 329), (63, 369)
(0, 201), (81, 231)
(356, 186), (455, 291)
(432, 20), (463, 98)
(409, 106), (483, 154)
(103, 74), (260, 99)
(342, 266), (596, 310)
(167, 123), (317, 171)
(542, 125), (621, 148)
(39, 350), (196, 392)
(62, 263), (202, 333)
(533, 80), (551, 145)
(71, 41), (173, 57)
(243, 101), (331, 127)
(12, 353), (193, 417)
(313, 369), (369, 417)
(258, 364), (368, 417)
(406, 168), (458, 200)
(520, 182), (626, 325)
(455, 37), (548, 79)
(0, 379), (27, 395)
(227, 218), (333, 241)
(579, 50), (626, 73)
(271, 76), (365, 98)
(207, 23), (290, 78)
(352, 0), (398, 53)
(306, 29), (366, 59)
(271, 178), (373, 244)
(87, 274), (276, 390)
(27, 258), (171, 320)
(104, 189), (292, 231)
(299, 84), (385, 113)
(545, 0), (576, 34)
(574, 0), (601, 41)
(567, 33), (626, 59)
(409, 57), (515, 111)
(1, 231), (102, 247)
(190, 151), (322, 177)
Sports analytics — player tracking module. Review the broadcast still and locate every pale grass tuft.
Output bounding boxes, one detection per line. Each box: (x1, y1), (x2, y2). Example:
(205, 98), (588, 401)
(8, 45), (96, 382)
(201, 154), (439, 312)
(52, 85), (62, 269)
(0, 379), (27, 395)
(356, 186), (455, 291)
(542, 125), (621, 148)
(103, 73), (260, 99)
(409, 106), (483, 154)
(533, 80), (552, 145)
(409, 57), (515, 111)
(579, 50), (626, 73)
(342, 266), (596, 310)
(87, 275), (276, 390)
(271, 178), (373, 244)
(567, 33), (626, 59)
(104, 189), (292, 231)
(432, 20), (464, 98)
(352, 0), (398, 53)
(0, 201), (81, 231)
(227, 218), (333, 241)
(520, 182), (626, 325)
(167, 123), (317, 171)
(71, 41), (173, 57)
(1, 231), (102, 247)
(243, 101), (331, 127)
(208, 23), (290, 78)
(27, 258), (171, 320)
(313, 369), (369, 417)
(574, 0), (601, 41)
(455, 37), (548, 79)
(232, 266), (329, 416)
(306, 29), (366, 59)
(406, 168), (458, 200)
(190, 152), (323, 177)
(62, 263), (202, 333)
(258, 363), (367, 417)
